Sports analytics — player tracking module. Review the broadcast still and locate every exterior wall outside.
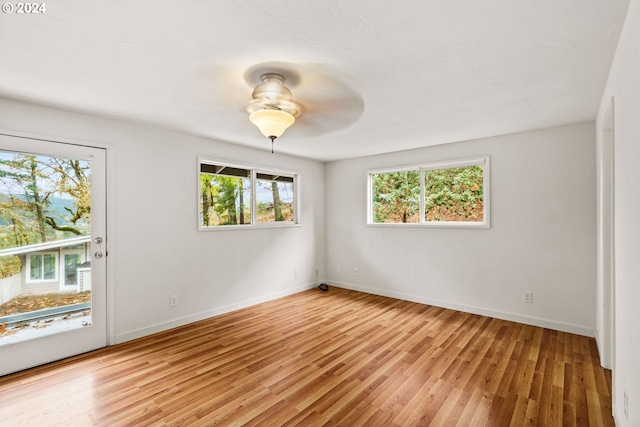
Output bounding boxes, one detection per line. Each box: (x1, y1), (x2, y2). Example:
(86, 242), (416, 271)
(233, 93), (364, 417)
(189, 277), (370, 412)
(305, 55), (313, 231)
(22, 281), (59, 295)
(1, 243), (91, 296)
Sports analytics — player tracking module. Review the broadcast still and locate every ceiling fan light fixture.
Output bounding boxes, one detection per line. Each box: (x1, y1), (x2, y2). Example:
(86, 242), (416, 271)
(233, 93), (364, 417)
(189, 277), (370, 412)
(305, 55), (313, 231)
(249, 108), (295, 140)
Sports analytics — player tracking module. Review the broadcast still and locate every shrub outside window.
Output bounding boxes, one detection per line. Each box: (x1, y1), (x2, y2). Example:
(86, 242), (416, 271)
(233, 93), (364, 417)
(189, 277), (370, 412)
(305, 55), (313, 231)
(371, 169), (420, 224)
(423, 164), (484, 223)
(199, 159), (299, 229)
(368, 156), (490, 228)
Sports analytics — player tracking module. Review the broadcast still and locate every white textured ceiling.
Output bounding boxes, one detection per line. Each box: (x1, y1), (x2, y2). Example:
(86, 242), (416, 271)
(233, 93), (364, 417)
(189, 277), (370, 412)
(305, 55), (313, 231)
(0, 1), (630, 161)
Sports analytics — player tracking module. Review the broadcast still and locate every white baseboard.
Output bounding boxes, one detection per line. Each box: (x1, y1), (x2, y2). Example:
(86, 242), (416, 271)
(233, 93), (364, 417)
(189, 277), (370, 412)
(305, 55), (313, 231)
(613, 410), (620, 427)
(115, 283), (317, 344)
(115, 280), (595, 343)
(330, 281), (594, 337)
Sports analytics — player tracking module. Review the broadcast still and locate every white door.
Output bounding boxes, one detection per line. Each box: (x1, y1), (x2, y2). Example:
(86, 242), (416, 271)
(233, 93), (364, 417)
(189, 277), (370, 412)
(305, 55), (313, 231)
(0, 134), (107, 376)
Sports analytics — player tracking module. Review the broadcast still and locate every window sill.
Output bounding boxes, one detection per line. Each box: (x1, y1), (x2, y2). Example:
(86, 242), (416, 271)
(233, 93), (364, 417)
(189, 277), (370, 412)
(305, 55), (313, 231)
(366, 222), (490, 229)
(198, 223), (301, 231)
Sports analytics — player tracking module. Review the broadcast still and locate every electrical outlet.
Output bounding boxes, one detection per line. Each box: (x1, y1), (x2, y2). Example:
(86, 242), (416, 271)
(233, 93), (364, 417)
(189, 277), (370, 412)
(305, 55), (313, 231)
(354, 267), (359, 277)
(624, 390), (629, 420)
(294, 270), (298, 279)
(523, 292), (533, 303)
(337, 265), (341, 273)
(170, 295), (178, 307)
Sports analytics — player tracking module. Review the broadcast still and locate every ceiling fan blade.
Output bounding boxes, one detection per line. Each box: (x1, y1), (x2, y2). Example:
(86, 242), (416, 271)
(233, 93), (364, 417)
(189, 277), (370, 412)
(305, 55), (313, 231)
(292, 97), (364, 137)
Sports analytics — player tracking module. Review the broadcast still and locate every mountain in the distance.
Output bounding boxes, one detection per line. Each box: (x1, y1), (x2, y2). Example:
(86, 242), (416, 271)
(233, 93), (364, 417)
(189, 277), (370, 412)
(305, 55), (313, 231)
(0, 194), (77, 226)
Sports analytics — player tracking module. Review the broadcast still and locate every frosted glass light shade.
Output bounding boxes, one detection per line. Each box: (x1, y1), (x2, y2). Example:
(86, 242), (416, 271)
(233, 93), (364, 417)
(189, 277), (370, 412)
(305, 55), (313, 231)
(249, 109), (295, 139)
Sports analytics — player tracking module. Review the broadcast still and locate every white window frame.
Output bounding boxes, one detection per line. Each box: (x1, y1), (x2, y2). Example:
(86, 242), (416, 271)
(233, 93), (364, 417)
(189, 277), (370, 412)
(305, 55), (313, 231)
(26, 251), (59, 283)
(198, 157), (300, 230)
(367, 155), (490, 228)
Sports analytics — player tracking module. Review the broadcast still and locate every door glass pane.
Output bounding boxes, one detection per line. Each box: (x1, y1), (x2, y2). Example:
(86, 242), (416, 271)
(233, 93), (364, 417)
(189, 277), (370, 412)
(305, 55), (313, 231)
(0, 149), (92, 346)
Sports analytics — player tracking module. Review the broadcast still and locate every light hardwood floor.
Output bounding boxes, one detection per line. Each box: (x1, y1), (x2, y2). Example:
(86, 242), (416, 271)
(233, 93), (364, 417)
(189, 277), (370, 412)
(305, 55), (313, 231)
(0, 287), (613, 426)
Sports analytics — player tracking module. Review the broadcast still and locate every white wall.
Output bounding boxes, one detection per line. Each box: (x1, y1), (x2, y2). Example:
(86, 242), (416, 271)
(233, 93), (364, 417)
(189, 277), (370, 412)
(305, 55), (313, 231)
(596, 1), (640, 424)
(326, 122), (596, 336)
(0, 97), (326, 343)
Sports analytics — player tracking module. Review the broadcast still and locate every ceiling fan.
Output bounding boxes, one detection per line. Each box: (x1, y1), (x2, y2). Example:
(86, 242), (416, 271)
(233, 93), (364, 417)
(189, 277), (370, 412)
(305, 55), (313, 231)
(246, 72), (302, 152)
(173, 61), (365, 152)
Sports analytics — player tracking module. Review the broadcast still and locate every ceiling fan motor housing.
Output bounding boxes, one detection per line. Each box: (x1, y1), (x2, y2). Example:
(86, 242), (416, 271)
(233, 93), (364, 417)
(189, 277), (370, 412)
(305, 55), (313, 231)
(247, 73), (302, 117)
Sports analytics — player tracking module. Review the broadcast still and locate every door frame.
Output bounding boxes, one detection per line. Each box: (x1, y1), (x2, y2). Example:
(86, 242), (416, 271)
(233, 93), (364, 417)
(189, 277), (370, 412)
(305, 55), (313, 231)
(596, 98), (615, 372)
(0, 129), (115, 348)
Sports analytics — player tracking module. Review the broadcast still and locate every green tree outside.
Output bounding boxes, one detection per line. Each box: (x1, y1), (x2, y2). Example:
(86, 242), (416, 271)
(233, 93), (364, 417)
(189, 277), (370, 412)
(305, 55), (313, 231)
(200, 175), (250, 226)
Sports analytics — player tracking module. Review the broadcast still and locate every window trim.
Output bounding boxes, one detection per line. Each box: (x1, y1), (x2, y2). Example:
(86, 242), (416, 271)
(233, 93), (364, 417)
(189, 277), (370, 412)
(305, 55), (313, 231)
(367, 155), (490, 228)
(198, 157), (301, 231)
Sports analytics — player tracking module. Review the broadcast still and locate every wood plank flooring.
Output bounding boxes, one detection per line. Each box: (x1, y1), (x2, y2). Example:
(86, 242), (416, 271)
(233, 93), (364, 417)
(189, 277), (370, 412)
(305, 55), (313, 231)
(0, 287), (613, 426)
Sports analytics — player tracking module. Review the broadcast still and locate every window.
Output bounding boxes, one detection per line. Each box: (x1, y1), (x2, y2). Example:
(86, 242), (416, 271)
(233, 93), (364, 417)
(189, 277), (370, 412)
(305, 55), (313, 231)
(200, 164), (251, 226)
(256, 173), (295, 223)
(199, 159), (299, 229)
(371, 169), (421, 224)
(28, 252), (57, 282)
(368, 156), (490, 228)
